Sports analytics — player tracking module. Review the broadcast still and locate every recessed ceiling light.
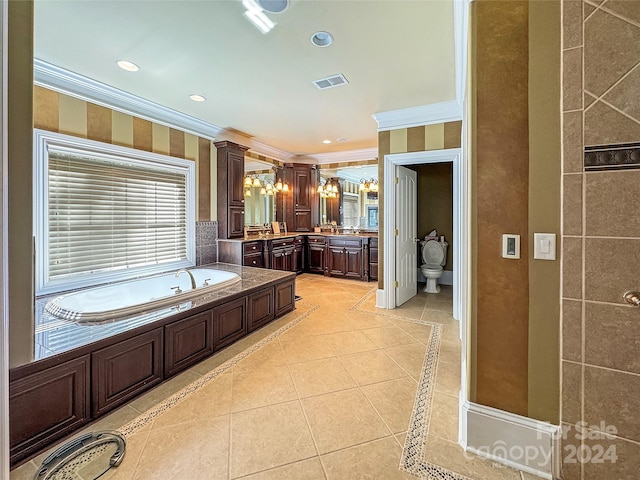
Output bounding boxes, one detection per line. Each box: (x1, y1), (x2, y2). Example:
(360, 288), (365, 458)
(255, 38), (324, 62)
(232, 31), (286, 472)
(116, 60), (139, 72)
(189, 94), (206, 102)
(337, 138), (348, 143)
(256, 0), (289, 13)
(322, 139), (332, 144)
(311, 31), (334, 48)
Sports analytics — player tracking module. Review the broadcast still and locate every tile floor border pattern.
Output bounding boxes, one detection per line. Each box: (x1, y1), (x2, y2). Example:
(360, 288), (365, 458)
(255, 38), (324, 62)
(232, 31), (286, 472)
(116, 302), (320, 437)
(352, 290), (472, 480)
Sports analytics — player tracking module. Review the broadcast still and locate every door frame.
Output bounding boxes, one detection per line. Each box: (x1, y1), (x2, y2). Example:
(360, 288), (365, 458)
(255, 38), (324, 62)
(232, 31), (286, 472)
(1, 0), (10, 476)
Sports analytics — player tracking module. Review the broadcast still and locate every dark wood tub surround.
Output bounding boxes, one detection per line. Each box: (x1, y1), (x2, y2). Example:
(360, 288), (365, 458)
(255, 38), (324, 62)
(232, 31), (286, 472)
(218, 233), (377, 282)
(9, 265), (295, 467)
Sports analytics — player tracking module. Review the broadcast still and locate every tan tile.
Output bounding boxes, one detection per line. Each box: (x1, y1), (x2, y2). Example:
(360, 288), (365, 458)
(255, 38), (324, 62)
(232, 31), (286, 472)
(230, 401), (316, 478)
(188, 344), (242, 375)
(435, 358), (461, 397)
(585, 302), (640, 374)
(563, 47), (583, 111)
(562, 361), (582, 426)
(384, 343), (428, 380)
(585, 100), (640, 146)
(239, 458), (325, 480)
(129, 370), (201, 413)
(430, 391), (459, 443)
(392, 320), (434, 344)
(232, 339), (288, 374)
(559, 421), (582, 480)
(9, 461), (37, 480)
(361, 376), (418, 434)
(441, 324), (460, 343)
(586, 170), (640, 237)
(439, 339), (461, 367)
(603, 64), (640, 123)
(132, 416), (229, 479)
(322, 437), (415, 480)
(583, 431), (640, 480)
(338, 349), (408, 386)
(584, 91), (597, 108)
(562, 237), (583, 300)
(421, 308), (457, 325)
(289, 356), (357, 398)
(152, 373), (233, 428)
(231, 365), (298, 412)
(348, 310), (393, 329)
(361, 325), (418, 348)
(301, 388), (391, 454)
(603, 0), (640, 24)
(585, 238), (640, 304)
(423, 301), (453, 315)
(102, 424), (153, 480)
(584, 9), (640, 97)
(563, 299), (582, 362)
(562, 0), (583, 49)
(322, 330), (378, 356)
(563, 111), (584, 173)
(279, 334), (335, 364)
(584, 366), (640, 442)
(423, 435), (522, 479)
(563, 173), (583, 236)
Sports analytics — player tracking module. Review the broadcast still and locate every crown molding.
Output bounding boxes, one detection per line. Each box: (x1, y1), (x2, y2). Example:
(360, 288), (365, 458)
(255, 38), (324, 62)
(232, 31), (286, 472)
(305, 147), (378, 165)
(372, 100), (462, 132)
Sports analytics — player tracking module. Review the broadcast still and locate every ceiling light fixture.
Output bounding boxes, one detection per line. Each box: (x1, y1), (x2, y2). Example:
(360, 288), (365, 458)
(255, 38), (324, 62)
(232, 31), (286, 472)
(322, 139), (331, 144)
(311, 31), (334, 48)
(242, 0), (275, 34)
(116, 60), (139, 72)
(256, 0), (289, 13)
(189, 94), (206, 102)
(337, 138), (348, 143)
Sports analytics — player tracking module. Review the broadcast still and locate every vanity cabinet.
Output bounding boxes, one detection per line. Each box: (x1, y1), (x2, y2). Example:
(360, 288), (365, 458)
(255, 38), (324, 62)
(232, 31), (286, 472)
(269, 237), (297, 272)
(164, 311), (214, 377)
(327, 237), (367, 280)
(248, 287), (275, 332)
(92, 328), (163, 417)
(243, 240), (265, 268)
(282, 164), (317, 232)
(369, 237), (378, 281)
(213, 297), (248, 350)
(216, 141), (249, 239)
(307, 235), (326, 274)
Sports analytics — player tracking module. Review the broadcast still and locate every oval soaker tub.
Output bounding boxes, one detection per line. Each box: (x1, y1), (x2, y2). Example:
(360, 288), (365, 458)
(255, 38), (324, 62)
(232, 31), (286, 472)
(45, 268), (241, 323)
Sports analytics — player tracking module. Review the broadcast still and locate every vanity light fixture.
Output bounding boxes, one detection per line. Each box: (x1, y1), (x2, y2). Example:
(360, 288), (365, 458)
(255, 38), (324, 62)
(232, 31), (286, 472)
(359, 178), (378, 192)
(116, 60), (139, 72)
(189, 94), (206, 102)
(318, 179), (339, 198)
(244, 188), (252, 196)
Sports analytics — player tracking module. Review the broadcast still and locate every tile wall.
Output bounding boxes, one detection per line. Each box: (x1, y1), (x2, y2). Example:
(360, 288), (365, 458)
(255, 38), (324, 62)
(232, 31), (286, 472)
(561, 1), (640, 478)
(196, 221), (218, 266)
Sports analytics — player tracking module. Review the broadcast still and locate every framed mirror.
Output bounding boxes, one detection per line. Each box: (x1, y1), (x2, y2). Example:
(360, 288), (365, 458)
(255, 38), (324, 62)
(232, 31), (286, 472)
(318, 165), (378, 231)
(243, 158), (278, 227)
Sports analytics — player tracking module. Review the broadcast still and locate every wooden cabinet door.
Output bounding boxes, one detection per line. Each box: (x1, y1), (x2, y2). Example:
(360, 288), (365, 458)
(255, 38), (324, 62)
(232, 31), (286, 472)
(229, 206), (245, 238)
(344, 248), (363, 280)
(293, 241), (304, 274)
(92, 328), (163, 417)
(328, 246), (346, 276)
(248, 287), (275, 332)
(294, 210), (312, 232)
(228, 151), (245, 207)
(213, 297), (247, 350)
(9, 356), (90, 466)
(307, 244), (325, 273)
(274, 279), (295, 316)
(293, 167), (312, 210)
(164, 311), (214, 377)
(271, 250), (287, 271)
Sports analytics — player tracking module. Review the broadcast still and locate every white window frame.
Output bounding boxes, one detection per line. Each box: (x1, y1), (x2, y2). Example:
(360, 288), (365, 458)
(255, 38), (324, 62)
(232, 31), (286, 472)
(34, 129), (196, 296)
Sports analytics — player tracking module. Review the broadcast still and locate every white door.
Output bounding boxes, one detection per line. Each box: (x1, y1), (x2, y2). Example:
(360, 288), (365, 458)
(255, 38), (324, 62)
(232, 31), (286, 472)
(395, 165), (417, 306)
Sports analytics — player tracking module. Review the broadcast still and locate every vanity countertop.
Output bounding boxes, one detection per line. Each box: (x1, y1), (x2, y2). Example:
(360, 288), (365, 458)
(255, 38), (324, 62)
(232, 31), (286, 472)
(219, 232), (378, 243)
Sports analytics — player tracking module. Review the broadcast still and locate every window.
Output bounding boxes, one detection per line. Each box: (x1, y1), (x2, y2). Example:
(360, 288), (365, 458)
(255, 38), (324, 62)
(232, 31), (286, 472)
(34, 130), (195, 295)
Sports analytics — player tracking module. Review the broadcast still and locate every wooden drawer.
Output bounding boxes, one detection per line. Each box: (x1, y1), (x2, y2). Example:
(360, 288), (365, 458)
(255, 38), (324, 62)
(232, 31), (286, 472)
(164, 311), (213, 377)
(248, 287), (275, 332)
(294, 236), (305, 245)
(271, 237), (295, 248)
(213, 297), (247, 350)
(308, 235), (326, 245)
(243, 241), (262, 255)
(369, 237), (378, 248)
(244, 252), (264, 268)
(92, 328), (163, 417)
(328, 237), (363, 248)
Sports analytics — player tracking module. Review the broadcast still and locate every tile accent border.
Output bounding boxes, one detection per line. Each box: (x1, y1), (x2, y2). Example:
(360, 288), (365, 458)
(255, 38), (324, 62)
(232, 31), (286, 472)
(352, 290), (471, 480)
(116, 302), (319, 437)
(584, 143), (640, 171)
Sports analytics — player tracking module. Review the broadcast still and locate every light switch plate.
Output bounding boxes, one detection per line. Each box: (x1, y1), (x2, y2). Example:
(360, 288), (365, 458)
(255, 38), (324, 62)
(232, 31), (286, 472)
(534, 233), (556, 260)
(502, 234), (520, 259)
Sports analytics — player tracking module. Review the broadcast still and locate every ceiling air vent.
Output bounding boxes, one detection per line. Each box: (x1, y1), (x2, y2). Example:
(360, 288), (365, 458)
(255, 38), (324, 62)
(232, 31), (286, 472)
(313, 74), (349, 90)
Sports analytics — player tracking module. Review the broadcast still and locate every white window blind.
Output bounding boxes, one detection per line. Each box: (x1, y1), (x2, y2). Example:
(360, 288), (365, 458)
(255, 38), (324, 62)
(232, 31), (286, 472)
(34, 130), (195, 295)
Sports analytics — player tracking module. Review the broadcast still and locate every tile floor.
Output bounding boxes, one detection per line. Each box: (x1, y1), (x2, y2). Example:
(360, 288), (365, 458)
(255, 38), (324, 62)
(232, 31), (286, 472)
(11, 274), (532, 480)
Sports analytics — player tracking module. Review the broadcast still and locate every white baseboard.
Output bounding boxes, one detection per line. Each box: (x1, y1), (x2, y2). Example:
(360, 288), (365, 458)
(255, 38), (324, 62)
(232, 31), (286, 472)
(417, 268), (453, 285)
(461, 401), (560, 479)
(375, 289), (386, 308)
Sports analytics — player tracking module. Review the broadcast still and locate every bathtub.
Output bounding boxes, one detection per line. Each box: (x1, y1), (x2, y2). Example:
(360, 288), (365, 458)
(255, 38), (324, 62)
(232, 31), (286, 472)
(44, 268), (241, 323)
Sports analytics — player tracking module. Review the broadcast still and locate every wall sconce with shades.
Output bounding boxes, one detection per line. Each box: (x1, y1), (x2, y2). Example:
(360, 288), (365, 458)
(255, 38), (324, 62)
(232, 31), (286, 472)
(358, 178), (378, 192)
(244, 173), (290, 196)
(318, 179), (340, 198)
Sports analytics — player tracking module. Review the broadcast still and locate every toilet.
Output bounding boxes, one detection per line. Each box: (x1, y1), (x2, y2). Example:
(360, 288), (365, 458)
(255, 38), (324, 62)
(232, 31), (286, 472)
(420, 239), (448, 293)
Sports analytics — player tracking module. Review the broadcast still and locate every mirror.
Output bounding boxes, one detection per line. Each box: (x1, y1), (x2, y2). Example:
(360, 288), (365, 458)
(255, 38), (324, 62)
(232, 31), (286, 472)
(318, 165), (378, 231)
(244, 159), (278, 226)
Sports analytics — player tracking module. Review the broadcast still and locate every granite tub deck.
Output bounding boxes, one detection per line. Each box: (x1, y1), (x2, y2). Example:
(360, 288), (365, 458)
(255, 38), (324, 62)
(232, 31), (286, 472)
(11, 263), (296, 467)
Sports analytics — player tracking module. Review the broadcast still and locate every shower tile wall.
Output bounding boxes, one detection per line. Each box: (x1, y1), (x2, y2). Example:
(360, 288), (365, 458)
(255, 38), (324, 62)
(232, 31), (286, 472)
(196, 221), (218, 266)
(561, 1), (640, 479)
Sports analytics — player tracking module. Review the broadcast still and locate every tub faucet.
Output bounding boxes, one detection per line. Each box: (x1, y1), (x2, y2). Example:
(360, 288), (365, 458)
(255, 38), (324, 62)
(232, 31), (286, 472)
(175, 269), (197, 290)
